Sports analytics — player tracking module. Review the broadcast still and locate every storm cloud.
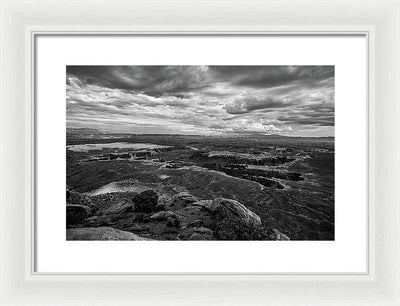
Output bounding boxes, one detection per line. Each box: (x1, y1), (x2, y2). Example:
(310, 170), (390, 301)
(66, 65), (334, 136)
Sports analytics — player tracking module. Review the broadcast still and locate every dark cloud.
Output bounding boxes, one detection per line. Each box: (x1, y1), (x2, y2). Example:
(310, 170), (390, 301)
(67, 65), (209, 95)
(209, 66), (334, 88)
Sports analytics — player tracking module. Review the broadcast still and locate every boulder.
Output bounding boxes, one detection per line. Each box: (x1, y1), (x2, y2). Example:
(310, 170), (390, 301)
(132, 190), (159, 213)
(66, 227), (150, 240)
(66, 204), (91, 226)
(164, 192), (199, 211)
(214, 198), (262, 227)
(193, 198), (262, 227)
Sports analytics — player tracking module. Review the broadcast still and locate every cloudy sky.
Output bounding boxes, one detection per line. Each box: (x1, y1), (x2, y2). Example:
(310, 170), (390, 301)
(66, 66), (334, 137)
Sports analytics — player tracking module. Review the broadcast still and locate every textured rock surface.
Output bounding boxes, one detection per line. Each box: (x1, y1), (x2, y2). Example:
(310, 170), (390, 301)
(65, 189), (273, 240)
(179, 226), (214, 240)
(271, 229), (291, 240)
(149, 210), (180, 227)
(213, 198), (262, 227)
(132, 190), (159, 213)
(164, 192), (199, 211)
(103, 201), (132, 215)
(194, 198), (262, 227)
(66, 227), (150, 240)
(150, 210), (179, 221)
(188, 227), (214, 240)
(175, 205), (214, 228)
(66, 204), (91, 226)
(192, 199), (214, 210)
(67, 190), (93, 207)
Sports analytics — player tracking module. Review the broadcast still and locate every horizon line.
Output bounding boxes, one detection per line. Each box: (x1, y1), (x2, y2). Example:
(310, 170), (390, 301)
(67, 130), (334, 138)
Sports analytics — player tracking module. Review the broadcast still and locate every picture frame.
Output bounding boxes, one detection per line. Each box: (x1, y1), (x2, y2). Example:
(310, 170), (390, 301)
(1, 0), (399, 305)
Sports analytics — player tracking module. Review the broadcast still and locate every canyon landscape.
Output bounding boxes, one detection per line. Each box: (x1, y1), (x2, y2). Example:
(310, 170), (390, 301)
(66, 65), (334, 240)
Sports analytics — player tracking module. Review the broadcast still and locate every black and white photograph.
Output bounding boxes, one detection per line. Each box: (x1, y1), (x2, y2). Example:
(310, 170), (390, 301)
(66, 65), (334, 241)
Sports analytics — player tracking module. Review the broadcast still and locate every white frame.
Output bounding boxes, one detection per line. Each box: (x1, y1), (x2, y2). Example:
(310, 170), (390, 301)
(1, 0), (399, 305)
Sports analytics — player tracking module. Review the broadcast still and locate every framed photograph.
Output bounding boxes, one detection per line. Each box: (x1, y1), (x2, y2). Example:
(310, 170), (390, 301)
(1, 0), (399, 305)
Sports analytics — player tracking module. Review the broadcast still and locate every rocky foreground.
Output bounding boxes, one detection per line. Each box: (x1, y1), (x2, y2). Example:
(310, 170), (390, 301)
(66, 188), (290, 241)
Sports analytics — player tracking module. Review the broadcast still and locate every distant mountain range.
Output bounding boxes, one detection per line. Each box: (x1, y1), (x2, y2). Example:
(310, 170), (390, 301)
(67, 127), (104, 133)
(66, 127), (333, 139)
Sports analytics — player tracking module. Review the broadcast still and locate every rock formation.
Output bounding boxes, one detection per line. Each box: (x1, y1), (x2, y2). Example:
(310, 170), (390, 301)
(132, 190), (159, 213)
(193, 198), (262, 227)
(66, 227), (150, 240)
(65, 187), (290, 241)
(66, 204), (91, 226)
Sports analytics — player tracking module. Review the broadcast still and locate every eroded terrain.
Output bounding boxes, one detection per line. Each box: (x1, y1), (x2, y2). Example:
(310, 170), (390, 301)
(66, 133), (334, 240)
